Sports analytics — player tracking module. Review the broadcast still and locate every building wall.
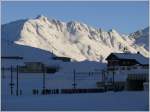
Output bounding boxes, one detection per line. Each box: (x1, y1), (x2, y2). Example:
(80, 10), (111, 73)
(107, 59), (138, 66)
(108, 66), (148, 78)
(106, 65), (149, 90)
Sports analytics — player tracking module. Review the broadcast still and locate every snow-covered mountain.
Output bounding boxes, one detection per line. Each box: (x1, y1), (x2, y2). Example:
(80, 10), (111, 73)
(129, 27), (149, 51)
(1, 15), (149, 62)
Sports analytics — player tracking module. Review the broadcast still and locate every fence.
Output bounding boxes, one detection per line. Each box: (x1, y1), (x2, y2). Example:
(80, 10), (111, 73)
(2, 65), (109, 96)
(32, 88), (106, 95)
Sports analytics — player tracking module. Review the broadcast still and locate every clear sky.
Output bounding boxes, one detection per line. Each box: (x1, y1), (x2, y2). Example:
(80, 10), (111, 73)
(1, 1), (149, 34)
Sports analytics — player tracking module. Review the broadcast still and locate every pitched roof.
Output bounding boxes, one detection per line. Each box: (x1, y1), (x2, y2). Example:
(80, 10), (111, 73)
(111, 53), (149, 65)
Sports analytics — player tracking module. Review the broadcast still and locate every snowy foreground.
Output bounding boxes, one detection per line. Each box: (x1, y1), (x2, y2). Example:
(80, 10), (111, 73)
(2, 70), (149, 111)
(2, 91), (149, 111)
(1, 62), (149, 111)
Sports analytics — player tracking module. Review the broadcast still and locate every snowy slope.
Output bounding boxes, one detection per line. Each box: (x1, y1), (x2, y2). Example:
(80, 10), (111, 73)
(1, 15), (149, 62)
(1, 39), (53, 65)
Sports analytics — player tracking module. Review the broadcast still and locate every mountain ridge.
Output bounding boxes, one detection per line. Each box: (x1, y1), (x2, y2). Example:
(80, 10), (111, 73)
(1, 15), (149, 62)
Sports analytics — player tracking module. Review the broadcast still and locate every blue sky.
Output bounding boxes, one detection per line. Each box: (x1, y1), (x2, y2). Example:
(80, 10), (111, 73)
(1, 1), (149, 34)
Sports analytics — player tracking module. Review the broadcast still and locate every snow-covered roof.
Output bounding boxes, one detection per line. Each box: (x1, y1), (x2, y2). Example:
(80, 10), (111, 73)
(112, 53), (149, 65)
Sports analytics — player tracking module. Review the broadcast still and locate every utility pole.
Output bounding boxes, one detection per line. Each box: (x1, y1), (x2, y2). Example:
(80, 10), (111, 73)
(72, 69), (77, 89)
(89, 72), (90, 76)
(9, 65), (14, 95)
(112, 66), (115, 89)
(102, 70), (104, 82)
(42, 65), (46, 90)
(16, 65), (19, 96)
(102, 70), (106, 91)
(2, 67), (5, 79)
(113, 71), (115, 85)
